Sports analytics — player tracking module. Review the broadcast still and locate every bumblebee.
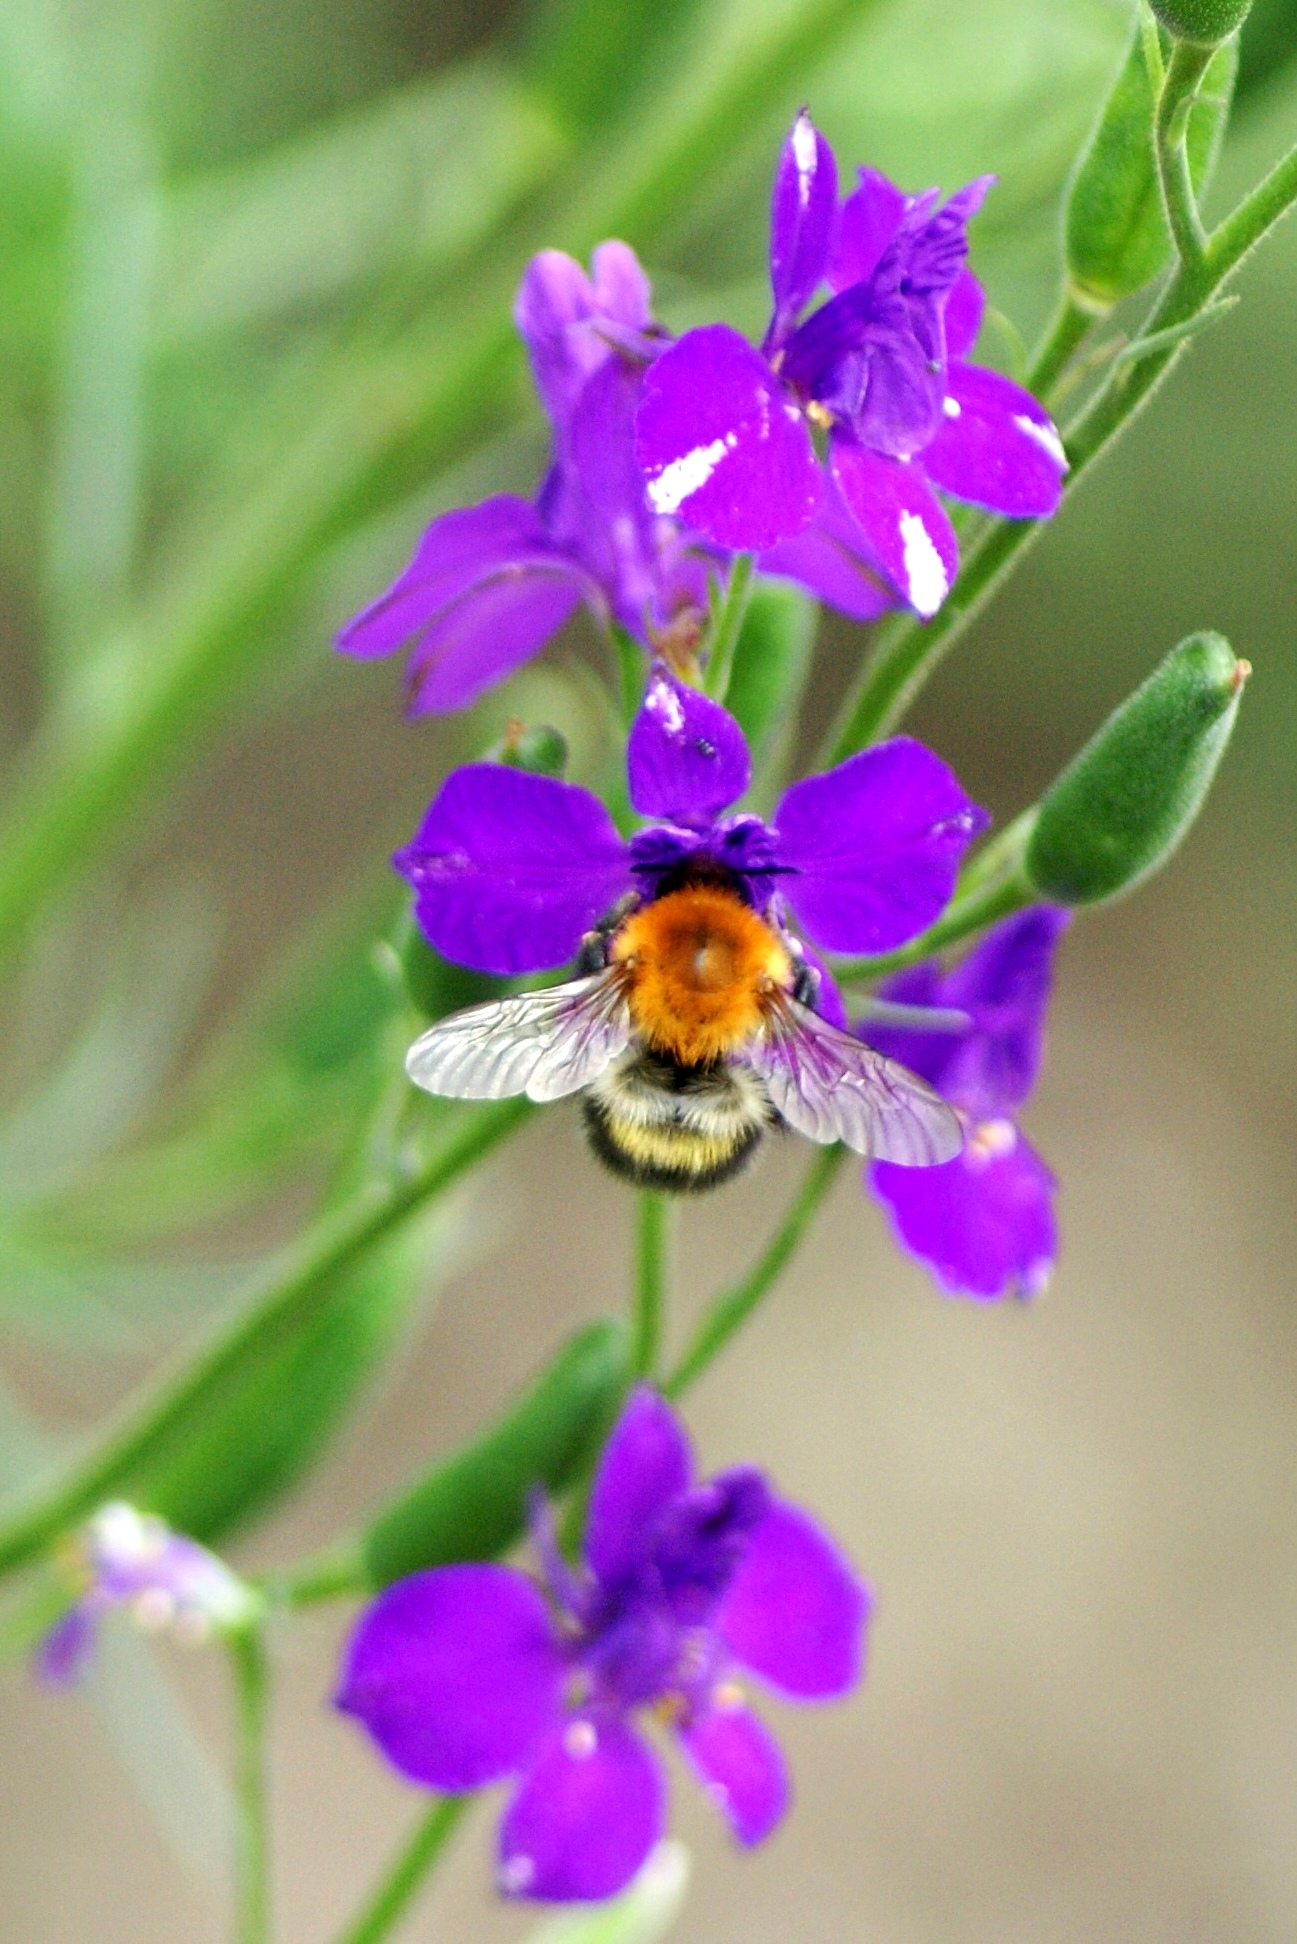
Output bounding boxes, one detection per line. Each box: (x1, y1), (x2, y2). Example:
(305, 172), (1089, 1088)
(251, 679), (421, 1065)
(405, 877), (960, 1192)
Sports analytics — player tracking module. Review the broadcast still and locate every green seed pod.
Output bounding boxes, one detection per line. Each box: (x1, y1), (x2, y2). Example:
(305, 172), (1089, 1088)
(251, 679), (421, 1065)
(362, 1319), (628, 1588)
(1150, 0), (1252, 45)
(1025, 632), (1249, 905)
(1065, 26), (1237, 304)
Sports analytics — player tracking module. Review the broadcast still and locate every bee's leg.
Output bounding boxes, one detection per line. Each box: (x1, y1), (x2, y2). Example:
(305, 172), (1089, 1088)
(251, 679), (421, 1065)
(791, 960), (821, 1009)
(576, 893), (641, 976)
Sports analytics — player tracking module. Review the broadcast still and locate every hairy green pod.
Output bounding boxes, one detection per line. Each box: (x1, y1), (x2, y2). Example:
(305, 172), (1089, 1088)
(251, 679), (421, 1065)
(1151, 0), (1252, 45)
(482, 721), (569, 776)
(363, 1319), (628, 1588)
(1065, 26), (1237, 304)
(1025, 632), (1248, 904)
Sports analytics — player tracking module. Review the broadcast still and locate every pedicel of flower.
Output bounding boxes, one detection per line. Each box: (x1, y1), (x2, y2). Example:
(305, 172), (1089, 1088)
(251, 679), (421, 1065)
(34, 1501), (258, 1687)
(393, 665), (987, 1183)
(634, 110), (1067, 617)
(862, 907), (1070, 1300)
(336, 1387), (869, 1901)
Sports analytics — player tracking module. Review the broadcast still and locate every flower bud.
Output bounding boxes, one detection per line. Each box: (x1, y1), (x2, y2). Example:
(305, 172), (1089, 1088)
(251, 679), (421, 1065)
(483, 719), (569, 777)
(1149, 0), (1252, 45)
(1025, 632), (1248, 905)
(363, 1320), (627, 1587)
(1065, 26), (1237, 304)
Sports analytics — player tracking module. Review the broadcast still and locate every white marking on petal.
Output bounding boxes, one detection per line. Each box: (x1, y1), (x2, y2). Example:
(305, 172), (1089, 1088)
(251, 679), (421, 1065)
(1012, 413), (1068, 471)
(500, 1855), (535, 1894)
(792, 114), (817, 200)
(898, 511), (949, 617)
(646, 437), (730, 514)
(966, 1116), (1018, 1171)
(563, 1720), (598, 1760)
(646, 676), (685, 733)
(942, 394), (961, 419)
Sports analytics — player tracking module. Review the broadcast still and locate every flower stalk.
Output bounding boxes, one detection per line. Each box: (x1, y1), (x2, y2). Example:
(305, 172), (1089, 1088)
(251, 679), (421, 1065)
(666, 1145), (848, 1398)
(331, 1795), (471, 1944)
(230, 1624), (272, 1944)
(631, 1191), (674, 1381)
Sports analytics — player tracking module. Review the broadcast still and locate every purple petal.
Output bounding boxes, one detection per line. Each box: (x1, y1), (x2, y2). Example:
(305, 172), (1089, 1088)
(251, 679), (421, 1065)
(716, 1501), (868, 1700)
(766, 111), (838, 352)
(936, 906), (1070, 1116)
(406, 569), (586, 715)
(898, 176), (993, 301)
(395, 766), (631, 976)
(499, 1716), (665, 1902)
(774, 738), (988, 955)
(336, 497), (573, 661)
(635, 324), (822, 550)
(34, 1603), (97, 1687)
(759, 472), (899, 622)
(680, 1696), (788, 1846)
(944, 268), (984, 360)
(516, 250), (611, 429)
(335, 1565), (566, 1790)
(591, 240), (653, 332)
(827, 166), (906, 293)
(855, 961), (953, 1091)
(870, 1124), (1057, 1301)
(585, 1387), (693, 1590)
(548, 358), (662, 635)
(922, 363), (1067, 519)
(627, 667), (751, 824)
(830, 438), (959, 618)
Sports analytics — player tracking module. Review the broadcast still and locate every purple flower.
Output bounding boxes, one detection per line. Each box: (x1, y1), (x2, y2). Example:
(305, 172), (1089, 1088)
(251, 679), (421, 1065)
(336, 242), (722, 713)
(395, 665), (986, 977)
(337, 1387), (868, 1901)
(635, 112), (1067, 618)
(35, 1502), (256, 1686)
(864, 907), (1069, 1300)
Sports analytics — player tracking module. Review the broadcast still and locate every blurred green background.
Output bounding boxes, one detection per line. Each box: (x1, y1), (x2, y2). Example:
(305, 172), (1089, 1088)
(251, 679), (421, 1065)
(0, 0), (1294, 1937)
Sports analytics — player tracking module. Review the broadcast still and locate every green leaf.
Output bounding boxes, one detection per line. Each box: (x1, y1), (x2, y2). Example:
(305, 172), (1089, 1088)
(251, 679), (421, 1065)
(1025, 631), (1248, 905)
(157, 60), (564, 341)
(1065, 23), (1238, 303)
(525, 0), (706, 135)
(130, 1206), (451, 1546)
(362, 1318), (627, 1589)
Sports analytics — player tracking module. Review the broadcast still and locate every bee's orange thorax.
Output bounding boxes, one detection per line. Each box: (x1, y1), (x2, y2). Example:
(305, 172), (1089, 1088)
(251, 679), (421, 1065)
(611, 885), (792, 1066)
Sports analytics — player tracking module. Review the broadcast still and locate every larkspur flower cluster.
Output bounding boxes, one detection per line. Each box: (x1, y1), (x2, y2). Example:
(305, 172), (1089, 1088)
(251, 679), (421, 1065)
(321, 108), (1072, 1905)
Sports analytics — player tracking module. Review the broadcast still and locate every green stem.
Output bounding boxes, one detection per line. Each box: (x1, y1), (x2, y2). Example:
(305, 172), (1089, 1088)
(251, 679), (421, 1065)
(263, 1537), (368, 1610)
(612, 622), (647, 728)
(1026, 286), (1107, 400)
(665, 1145), (846, 1398)
(230, 1626), (271, 1944)
(631, 1192), (673, 1381)
(0, 1099), (531, 1581)
(703, 553), (755, 704)
(331, 1796), (471, 1944)
(1206, 135), (1297, 283)
(831, 861), (1034, 985)
(1156, 40), (1214, 269)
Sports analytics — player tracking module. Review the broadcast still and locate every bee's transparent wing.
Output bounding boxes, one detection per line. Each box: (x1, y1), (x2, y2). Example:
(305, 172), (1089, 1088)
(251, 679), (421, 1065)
(746, 998), (963, 1165)
(406, 975), (632, 1104)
